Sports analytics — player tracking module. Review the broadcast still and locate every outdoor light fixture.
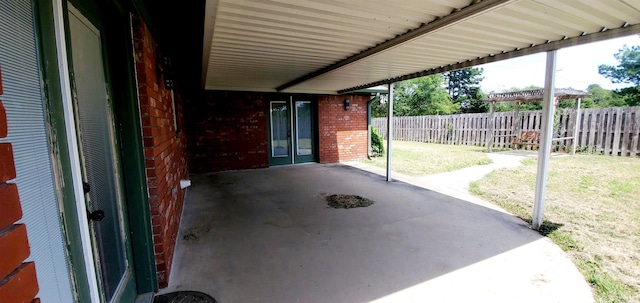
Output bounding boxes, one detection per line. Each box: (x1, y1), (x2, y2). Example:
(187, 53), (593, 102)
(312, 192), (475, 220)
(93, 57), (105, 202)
(156, 54), (174, 90)
(344, 99), (350, 110)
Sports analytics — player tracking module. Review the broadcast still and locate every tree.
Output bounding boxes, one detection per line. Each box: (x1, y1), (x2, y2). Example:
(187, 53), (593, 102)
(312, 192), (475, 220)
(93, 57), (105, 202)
(370, 94), (388, 118)
(581, 84), (626, 108)
(598, 44), (640, 106)
(369, 75), (457, 117)
(444, 67), (486, 113)
(393, 75), (457, 116)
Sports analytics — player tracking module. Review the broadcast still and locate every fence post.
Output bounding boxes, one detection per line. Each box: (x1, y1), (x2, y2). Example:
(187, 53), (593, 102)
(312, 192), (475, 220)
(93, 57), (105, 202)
(571, 98), (582, 154)
(513, 101), (521, 148)
(486, 101), (495, 152)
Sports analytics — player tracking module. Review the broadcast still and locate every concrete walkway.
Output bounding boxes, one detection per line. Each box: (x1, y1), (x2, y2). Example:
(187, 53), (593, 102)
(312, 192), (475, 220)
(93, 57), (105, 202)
(418, 152), (526, 194)
(165, 162), (593, 303)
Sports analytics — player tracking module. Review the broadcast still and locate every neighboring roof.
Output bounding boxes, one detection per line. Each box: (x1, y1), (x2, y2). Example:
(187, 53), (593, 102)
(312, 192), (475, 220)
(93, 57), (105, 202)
(203, 0), (640, 94)
(484, 89), (590, 102)
(352, 85), (389, 95)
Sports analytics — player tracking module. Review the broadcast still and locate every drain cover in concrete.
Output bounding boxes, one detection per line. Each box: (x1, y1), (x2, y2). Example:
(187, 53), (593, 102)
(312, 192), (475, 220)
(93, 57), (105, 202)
(154, 291), (217, 303)
(326, 194), (374, 209)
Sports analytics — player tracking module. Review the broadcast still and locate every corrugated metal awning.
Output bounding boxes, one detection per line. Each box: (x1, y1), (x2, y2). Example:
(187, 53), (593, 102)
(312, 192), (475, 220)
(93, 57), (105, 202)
(203, 0), (640, 94)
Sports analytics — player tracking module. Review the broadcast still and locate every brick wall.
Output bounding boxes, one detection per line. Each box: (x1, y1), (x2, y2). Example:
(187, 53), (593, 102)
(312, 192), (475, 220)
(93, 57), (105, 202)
(318, 95), (369, 163)
(132, 17), (189, 288)
(187, 91), (268, 173)
(0, 66), (39, 302)
(187, 92), (369, 170)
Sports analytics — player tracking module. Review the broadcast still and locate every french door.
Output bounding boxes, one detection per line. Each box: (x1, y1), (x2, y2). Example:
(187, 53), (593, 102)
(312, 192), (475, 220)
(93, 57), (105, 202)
(268, 97), (316, 166)
(66, 4), (136, 302)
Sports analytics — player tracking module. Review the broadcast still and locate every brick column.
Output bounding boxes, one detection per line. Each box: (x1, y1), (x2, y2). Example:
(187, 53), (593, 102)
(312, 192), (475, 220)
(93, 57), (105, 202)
(318, 95), (369, 163)
(0, 66), (39, 303)
(132, 17), (189, 288)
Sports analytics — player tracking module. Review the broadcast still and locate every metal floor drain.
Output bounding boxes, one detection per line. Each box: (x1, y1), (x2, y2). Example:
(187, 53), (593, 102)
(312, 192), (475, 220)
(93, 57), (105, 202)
(153, 291), (217, 303)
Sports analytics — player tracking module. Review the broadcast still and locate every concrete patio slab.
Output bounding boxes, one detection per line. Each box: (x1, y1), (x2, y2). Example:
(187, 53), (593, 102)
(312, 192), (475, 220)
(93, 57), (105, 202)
(164, 164), (593, 302)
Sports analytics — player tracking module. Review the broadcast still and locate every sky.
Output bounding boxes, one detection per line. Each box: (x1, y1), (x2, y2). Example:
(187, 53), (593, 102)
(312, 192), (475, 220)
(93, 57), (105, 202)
(478, 34), (640, 93)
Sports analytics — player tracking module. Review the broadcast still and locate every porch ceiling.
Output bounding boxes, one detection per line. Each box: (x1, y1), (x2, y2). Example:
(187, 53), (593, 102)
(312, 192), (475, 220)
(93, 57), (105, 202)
(203, 0), (640, 94)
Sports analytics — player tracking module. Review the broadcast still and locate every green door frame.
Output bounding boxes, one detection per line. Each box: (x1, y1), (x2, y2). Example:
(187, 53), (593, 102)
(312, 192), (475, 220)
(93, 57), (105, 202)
(292, 97), (316, 163)
(33, 0), (157, 301)
(268, 100), (293, 166)
(267, 95), (318, 166)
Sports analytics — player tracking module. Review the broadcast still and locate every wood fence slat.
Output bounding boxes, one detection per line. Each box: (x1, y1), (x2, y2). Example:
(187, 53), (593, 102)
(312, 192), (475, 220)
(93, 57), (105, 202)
(371, 106), (640, 156)
(612, 108), (623, 156)
(632, 109), (640, 156)
(499, 114), (505, 148)
(603, 109), (612, 155)
(588, 110), (597, 153)
(580, 109), (588, 149)
(621, 108), (631, 156)
(596, 111), (605, 154)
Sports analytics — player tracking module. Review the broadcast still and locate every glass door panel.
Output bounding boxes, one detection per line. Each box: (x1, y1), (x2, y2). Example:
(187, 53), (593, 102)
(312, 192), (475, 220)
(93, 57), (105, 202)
(269, 101), (291, 165)
(68, 5), (134, 302)
(268, 98), (316, 166)
(295, 101), (314, 163)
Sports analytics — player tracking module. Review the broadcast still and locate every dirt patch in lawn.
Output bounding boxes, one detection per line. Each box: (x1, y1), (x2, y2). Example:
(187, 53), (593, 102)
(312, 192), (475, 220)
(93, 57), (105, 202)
(326, 194), (374, 209)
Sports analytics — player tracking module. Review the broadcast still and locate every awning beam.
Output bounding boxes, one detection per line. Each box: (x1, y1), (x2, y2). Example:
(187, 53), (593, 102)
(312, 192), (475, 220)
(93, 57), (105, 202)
(338, 24), (640, 94)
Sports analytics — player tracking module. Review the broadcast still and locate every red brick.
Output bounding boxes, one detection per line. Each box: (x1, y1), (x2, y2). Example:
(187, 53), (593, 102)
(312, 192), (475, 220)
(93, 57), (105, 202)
(0, 101), (7, 138)
(188, 91), (268, 173)
(318, 95), (368, 163)
(0, 262), (38, 303)
(0, 143), (16, 183)
(133, 15), (189, 288)
(0, 184), (21, 230)
(0, 224), (30, 279)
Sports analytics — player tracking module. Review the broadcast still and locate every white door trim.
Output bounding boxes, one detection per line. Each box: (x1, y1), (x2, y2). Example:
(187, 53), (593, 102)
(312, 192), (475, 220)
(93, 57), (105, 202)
(52, 0), (101, 301)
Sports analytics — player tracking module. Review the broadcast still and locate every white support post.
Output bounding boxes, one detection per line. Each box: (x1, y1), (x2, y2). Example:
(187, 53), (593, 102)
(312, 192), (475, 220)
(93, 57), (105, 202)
(571, 98), (582, 155)
(533, 50), (557, 230)
(386, 83), (394, 182)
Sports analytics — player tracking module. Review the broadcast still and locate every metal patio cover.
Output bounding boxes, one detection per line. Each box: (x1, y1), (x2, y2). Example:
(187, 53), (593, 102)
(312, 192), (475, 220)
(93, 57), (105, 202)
(202, 0), (640, 94)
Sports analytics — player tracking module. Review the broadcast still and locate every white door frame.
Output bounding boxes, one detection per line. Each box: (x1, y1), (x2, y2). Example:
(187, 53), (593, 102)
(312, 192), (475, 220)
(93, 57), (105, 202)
(52, 0), (101, 301)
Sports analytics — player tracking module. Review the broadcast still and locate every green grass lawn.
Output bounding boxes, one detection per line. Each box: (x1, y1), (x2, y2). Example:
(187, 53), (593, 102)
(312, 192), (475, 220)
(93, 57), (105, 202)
(361, 140), (492, 176)
(470, 155), (640, 302)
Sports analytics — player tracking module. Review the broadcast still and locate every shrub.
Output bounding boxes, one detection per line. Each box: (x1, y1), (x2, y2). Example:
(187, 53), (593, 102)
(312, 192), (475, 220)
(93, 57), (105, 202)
(371, 126), (385, 157)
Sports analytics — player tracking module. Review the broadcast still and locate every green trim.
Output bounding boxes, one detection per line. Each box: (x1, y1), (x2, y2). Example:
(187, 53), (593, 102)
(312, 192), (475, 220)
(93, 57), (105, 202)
(292, 97), (317, 164)
(267, 95), (320, 166)
(34, 0), (157, 300)
(63, 1), (139, 301)
(106, 8), (158, 293)
(33, 0), (91, 301)
(267, 100), (293, 166)
(367, 98), (374, 157)
(68, 0), (158, 294)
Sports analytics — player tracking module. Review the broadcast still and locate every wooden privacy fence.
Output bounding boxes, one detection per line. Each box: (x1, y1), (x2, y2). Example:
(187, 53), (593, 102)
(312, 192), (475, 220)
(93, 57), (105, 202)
(372, 106), (640, 157)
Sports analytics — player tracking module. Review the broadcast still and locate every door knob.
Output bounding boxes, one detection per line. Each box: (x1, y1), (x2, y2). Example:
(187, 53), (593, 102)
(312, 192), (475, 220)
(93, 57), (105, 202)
(82, 182), (91, 194)
(87, 210), (105, 222)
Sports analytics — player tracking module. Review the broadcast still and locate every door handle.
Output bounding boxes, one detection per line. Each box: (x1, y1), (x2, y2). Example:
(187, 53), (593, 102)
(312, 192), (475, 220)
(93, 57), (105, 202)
(82, 182), (91, 194)
(87, 210), (105, 222)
